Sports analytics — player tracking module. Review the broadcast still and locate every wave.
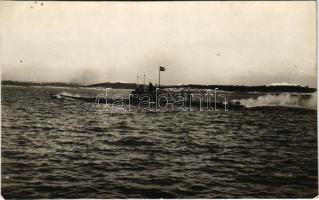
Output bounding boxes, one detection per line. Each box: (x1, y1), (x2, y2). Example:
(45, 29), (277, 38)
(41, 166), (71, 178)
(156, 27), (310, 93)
(59, 91), (81, 97)
(239, 93), (317, 110)
(51, 91), (82, 100)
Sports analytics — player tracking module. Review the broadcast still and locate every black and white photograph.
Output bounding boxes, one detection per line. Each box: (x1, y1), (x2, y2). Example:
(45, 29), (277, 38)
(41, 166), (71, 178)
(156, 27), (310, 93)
(0, 1), (317, 199)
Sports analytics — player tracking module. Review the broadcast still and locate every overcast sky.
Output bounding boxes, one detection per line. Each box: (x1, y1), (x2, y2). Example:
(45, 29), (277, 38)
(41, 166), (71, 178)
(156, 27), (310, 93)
(0, 1), (316, 86)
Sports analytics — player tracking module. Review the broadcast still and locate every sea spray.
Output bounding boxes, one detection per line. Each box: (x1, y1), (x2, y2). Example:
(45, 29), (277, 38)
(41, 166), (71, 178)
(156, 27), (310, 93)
(239, 92), (317, 110)
(60, 91), (81, 97)
(51, 91), (82, 100)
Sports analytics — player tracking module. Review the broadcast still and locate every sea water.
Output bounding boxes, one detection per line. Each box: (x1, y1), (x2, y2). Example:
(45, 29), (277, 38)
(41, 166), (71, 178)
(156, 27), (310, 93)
(1, 85), (317, 198)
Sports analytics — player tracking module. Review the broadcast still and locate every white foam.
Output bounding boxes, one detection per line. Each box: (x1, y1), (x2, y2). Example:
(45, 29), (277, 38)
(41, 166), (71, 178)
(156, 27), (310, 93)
(59, 91), (81, 97)
(239, 92), (317, 110)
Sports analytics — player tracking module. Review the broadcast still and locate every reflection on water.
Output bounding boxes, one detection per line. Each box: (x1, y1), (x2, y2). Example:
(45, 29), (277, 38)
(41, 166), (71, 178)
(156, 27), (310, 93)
(1, 86), (317, 198)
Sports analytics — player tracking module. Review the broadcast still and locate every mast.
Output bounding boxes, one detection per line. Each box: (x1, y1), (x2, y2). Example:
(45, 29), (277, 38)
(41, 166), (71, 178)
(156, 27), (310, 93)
(158, 66), (166, 88)
(158, 68), (160, 88)
(136, 75), (139, 87)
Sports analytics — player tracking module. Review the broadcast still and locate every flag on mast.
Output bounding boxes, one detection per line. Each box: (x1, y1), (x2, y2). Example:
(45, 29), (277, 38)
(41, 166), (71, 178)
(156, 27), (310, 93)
(158, 66), (166, 87)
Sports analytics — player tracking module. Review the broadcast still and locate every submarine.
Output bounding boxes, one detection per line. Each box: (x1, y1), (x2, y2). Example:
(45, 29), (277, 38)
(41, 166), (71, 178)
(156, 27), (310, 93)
(51, 83), (245, 110)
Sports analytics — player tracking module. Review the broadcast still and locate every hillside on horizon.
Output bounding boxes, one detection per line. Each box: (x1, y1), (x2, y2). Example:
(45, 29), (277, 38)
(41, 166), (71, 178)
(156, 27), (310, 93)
(2, 80), (316, 93)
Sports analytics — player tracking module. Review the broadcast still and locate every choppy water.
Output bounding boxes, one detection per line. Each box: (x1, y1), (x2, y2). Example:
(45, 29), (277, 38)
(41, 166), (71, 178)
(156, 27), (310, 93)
(1, 86), (317, 198)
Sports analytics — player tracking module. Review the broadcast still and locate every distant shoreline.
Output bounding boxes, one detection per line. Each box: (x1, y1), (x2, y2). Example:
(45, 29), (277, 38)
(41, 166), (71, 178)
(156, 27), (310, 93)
(1, 80), (82, 88)
(1, 80), (316, 93)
